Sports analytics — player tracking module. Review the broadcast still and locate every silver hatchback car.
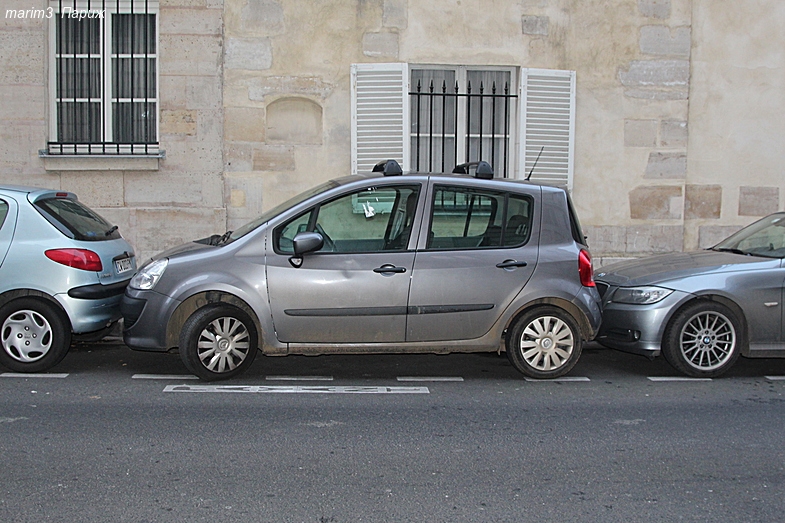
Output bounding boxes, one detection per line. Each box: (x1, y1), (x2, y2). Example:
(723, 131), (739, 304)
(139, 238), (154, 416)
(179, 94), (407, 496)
(0, 185), (136, 372)
(122, 162), (602, 381)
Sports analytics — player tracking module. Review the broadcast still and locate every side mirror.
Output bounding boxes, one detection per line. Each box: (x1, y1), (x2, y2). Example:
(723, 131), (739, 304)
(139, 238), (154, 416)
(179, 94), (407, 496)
(290, 231), (324, 267)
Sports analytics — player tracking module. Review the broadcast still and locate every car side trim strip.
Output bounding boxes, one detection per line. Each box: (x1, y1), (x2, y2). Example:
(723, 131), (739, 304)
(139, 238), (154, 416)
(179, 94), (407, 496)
(284, 304), (494, 317)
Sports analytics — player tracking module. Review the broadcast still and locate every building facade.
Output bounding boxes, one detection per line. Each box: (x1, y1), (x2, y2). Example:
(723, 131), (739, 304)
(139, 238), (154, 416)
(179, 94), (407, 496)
(1, 0), (783, 264)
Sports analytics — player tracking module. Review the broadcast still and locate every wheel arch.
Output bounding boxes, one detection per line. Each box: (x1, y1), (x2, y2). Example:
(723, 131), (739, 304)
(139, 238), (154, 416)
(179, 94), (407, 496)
(504, 297), (594, 343)
(166, 291), (263, 349)
(0, 289), (71, 328)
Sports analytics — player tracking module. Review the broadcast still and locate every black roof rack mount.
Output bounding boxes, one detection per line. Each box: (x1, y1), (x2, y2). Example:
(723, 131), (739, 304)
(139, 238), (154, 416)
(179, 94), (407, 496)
(372, 159), (403, 176)
(452, 161), (494, 179)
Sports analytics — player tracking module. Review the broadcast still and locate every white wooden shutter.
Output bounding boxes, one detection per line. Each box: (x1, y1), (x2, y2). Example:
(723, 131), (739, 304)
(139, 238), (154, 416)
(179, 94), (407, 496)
(351, 63), (409, 175)
(518, 68), (576, 190)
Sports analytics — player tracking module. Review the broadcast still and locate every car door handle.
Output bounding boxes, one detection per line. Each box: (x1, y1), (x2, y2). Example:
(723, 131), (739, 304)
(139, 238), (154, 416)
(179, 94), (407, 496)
(496, 260), (528, 269)
(373, 264), (407, 274)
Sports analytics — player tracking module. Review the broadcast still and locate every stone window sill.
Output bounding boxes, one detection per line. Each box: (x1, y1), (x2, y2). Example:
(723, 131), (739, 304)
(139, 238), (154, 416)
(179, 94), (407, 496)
(39, 151), (165, 171)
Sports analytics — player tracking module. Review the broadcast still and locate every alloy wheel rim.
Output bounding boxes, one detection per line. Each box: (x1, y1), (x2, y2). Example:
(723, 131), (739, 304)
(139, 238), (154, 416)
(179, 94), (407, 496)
(519, 316), (574, 371)
(196, 316), (251, 373)
(1, 310), (53, 363)
(679, 311), (736, 371)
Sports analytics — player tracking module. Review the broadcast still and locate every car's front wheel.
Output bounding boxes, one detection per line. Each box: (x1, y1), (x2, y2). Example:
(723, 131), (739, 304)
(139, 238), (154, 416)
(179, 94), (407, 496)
(506, 307), (582, 379)
(0, 297), (71, 373)
(662, 301), (741, 378)
(179, 304), (258, 381)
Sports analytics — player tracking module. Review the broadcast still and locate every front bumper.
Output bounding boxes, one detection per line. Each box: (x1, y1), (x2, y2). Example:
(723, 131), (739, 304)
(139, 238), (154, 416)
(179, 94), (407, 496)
(595, 287), (690, 357)
(121, 287), (181, 351)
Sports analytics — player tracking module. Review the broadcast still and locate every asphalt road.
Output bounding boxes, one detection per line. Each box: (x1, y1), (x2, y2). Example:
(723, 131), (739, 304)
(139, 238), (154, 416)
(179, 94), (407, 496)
(1, 342), (784, 522)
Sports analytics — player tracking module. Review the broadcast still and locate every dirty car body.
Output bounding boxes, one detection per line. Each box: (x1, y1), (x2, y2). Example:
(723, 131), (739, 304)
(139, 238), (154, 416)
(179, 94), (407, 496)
(122, 164), (601, 381)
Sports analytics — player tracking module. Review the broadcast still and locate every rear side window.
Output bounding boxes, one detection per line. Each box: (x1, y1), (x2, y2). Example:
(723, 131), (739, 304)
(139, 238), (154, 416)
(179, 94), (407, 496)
(0, 200), (8, 230)
(35, 198), (120, 241)
(427, 186), (533, 250)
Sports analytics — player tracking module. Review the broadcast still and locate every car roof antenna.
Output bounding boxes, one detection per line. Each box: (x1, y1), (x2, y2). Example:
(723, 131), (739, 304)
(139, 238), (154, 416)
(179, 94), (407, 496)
(525, 146), (544, 181)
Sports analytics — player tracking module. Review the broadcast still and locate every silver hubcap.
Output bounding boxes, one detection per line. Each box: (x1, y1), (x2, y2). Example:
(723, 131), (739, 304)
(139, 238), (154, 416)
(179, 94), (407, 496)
(196, 316), (251, 373)
(519, 315), (574, 371)
(1, 310), (52, 363)
(679, 311), (736, 371)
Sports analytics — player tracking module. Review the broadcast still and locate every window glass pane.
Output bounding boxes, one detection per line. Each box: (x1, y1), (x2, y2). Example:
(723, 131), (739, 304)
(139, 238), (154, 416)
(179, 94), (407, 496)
(0, 200), (8, 230)
(467, 70), (512, 176)
(428, 186), (504, 250)
(57, 58), (101, 99)
(57, 17), (100, 55)
(113, 102), (156, 143)
(410, 69), (456, 172)
(112, 14), (156, 54)
(57, 102), (102, 143)
(112, 58), (156, 99)
(276, 212), (312, 254)
(503, 195), (533, 247)
(35, 198), (118, 241)
(313, 186), (419, 253)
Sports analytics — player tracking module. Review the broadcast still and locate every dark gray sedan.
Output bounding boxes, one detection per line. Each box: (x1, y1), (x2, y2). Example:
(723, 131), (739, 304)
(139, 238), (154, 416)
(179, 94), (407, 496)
(596, 213), (785, 377)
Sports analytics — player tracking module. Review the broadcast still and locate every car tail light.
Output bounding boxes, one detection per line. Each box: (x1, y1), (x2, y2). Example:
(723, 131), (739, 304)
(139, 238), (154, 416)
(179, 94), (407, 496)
(45, 249), (103, 272)
(578, 249), (596, 287)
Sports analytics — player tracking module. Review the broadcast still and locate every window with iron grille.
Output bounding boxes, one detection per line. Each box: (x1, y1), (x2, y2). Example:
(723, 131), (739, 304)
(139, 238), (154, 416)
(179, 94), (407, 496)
(410, 67), (516, 178)
(48, 1), (159, 155)
(351, 64), (576, 189)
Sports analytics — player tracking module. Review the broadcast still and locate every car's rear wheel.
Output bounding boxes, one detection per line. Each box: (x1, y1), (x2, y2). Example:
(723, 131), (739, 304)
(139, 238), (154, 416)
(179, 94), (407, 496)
(0, 298), (71, 373)
(506, 307), (582, 379)
(179, 304), (258, 381)
(662, 301), (741, 378)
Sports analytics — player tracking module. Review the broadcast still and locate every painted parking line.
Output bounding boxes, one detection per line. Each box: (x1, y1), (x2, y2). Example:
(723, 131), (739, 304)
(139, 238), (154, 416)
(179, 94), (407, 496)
(397, 376), (464, 382)
(1, 373), (69, 379)
(648, 376), (712, 382)
(524, 376), (590, 382)
(266, 376), (334, 381)
(765, 376), (785, 382)
(132, 374), (199, 380)
(164, 384), (430, 394)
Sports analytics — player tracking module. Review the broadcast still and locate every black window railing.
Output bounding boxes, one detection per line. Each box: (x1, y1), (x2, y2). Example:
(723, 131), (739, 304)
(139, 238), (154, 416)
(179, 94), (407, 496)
(410, 80), (517, 177)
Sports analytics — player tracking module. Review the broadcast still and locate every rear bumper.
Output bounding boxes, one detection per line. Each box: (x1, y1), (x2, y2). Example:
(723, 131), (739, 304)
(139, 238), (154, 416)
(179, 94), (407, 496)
(56, 292), (124, 334)
(68, 279), (130, 299)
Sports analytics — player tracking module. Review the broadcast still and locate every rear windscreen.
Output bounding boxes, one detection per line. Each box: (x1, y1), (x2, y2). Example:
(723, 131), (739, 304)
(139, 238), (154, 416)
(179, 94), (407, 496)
(35, 198), (120, 241)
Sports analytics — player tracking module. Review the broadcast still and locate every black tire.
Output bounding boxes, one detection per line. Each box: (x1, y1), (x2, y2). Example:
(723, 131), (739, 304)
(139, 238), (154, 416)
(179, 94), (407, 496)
(506, 307), (582, 379)
(0, 297), (71, 373)
(662, 301), (741, 378)
(179, 304), (258, 381)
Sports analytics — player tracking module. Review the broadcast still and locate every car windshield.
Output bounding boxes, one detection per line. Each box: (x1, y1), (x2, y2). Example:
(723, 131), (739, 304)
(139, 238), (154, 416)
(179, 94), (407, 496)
(35, 197), (120, 241)
(712, 213), (785, 258)
(227, 180), (339, 242)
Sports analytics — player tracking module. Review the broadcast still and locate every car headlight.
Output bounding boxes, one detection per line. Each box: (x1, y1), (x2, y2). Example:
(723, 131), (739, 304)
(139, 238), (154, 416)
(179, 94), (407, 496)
(612, 286), (673, 305)
(129, 258), (168, 290)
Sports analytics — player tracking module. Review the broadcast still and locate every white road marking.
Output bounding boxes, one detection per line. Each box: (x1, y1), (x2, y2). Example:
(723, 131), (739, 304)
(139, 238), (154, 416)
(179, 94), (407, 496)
(1, 373), (69, 378)
(397, 376), (464, 382)
(163, 384), (430, 394)
(266, 376), (334, 381)
(132, 374), (199, 380)
(765, 376), (785, 382)
(648, 377), (712, 382)
(524, 376), (590, 382)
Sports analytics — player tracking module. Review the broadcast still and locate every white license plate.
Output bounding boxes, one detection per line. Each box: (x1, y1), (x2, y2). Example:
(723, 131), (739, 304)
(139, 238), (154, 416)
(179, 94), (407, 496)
(115, 257), (134, 274)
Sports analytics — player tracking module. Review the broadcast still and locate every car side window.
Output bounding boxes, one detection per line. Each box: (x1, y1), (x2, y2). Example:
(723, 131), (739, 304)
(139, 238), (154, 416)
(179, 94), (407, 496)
(0, 200), (8, 230)
(275, 185), (421, 254)
(427, 186), (532, 250)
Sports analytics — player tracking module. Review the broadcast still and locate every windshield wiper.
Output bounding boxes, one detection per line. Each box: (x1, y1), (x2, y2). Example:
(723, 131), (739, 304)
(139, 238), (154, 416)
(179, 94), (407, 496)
(711, 247), (745, 255)
(104, 225), (119, 236)
(216, 230), (233, 245)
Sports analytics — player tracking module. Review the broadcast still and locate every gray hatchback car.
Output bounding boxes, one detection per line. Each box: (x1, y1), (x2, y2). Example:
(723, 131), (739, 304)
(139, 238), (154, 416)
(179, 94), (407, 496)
(0, 185), (136, 373)
(122, 161), (602, 381)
